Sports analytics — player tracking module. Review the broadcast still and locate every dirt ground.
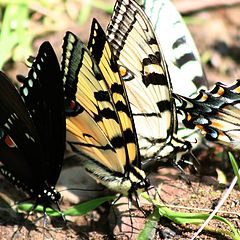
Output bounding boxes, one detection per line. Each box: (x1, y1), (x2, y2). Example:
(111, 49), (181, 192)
(1, 0), (240, 239)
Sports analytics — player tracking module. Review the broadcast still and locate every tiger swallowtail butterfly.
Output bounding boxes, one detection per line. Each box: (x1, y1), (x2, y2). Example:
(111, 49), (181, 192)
(0, 42), (65, 211)
(136, 0), (207, 96)
(62, 19), (149, 199)
(175, 80), (240, 148)
(106, 0), (192, 167)
(136, 0), (208, 150)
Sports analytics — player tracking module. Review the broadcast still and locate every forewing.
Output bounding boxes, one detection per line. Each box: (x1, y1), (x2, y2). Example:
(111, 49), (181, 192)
(107, 0), (176, 152)
(62, 26), (137, 173)
(0, 72), (45, 189)
(137, 0), (207, 96)
(19, 42), (65, 185)
(88, 19), (140, 167)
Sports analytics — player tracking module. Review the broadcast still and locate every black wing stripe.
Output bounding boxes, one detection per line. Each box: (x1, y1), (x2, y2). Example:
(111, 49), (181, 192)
(176, 53), (196, 68)
(88, 19), (139, 167)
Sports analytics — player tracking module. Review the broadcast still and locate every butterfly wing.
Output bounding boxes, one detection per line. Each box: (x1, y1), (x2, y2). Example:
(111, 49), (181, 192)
(107, 0), (177, 159)
(0, 72), (46, 193)
(175, 80), (240, 147)
(63, 20), (148, 195)
(137, 0), (207, 96)
(19, 42), (65, 186)
(88, 18), (140, 168)
(63, 32), (128, 173)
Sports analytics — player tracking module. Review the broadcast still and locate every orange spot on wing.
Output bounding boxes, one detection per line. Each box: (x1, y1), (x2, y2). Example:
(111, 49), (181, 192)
(217, 86), (224, 96)
(196, 125), (204, 130)
(211, 121), (223, 129)
(200, 93), (208, 102)
(119, 66), (127, 77)
(187, 113), (192, 121)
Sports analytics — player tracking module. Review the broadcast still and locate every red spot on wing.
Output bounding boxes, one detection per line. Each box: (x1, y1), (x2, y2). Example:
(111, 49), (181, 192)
(5, 135), (16, 148)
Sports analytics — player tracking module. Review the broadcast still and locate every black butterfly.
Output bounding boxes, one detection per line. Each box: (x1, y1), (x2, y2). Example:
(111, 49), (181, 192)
(0, 41), (65, 211)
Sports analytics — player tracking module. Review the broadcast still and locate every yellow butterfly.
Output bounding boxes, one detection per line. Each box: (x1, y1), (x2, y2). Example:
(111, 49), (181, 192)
(62, 19), (149, 198)
(106, 0), (192, 166)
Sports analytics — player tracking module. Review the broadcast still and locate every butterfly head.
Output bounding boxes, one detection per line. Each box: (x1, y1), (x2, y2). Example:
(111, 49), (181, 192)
(172, 138), (192, 165)
(37, 185), (61, 205)
(126, 166), (150, 196)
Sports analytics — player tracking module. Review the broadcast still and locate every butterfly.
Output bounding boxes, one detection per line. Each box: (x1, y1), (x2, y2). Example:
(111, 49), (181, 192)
(174, 80), (240, 148)
(106, 0), (191, 167)
(62, 19), (149, 199)
(135, 0), (208, 147)
(0, 41), (65, 211)
(136, 0), (207, 97)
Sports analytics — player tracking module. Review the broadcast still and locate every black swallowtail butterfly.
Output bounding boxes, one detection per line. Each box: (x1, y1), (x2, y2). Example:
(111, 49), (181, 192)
(0, 41), (65, 212)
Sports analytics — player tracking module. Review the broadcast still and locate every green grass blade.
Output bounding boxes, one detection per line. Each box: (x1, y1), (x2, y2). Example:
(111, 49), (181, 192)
(17, 195), (116, 217)
(228, 152), (240, 188)
(0, 1), (30, 69)
(138, 208), (160, 240)
(141, 193), (240, 239)
(63, 195), (115, 216)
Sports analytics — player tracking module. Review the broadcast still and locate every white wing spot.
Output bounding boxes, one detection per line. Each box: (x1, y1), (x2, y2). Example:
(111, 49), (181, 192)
(4, 123), (10, 130)
(8, 118), (12, 125)
(23, 87), (28, 96)
(25, 133), (35, 142)
(28, 79), (33, 87)
(33, 71), (37, 79)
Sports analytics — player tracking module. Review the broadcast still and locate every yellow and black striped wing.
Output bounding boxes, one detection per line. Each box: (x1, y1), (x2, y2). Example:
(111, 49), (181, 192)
(62, 20), (139, 174)
(175, 80), (240, 147)
(107, 0), (176, 158)
(88, 19), (140, 168)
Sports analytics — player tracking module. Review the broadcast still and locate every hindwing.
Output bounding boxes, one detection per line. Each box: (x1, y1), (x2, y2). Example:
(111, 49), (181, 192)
(175, 80), (240, 147)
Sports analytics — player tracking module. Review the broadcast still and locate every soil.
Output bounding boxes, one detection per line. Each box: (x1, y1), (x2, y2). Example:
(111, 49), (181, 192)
(1, 0), (240, 239)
